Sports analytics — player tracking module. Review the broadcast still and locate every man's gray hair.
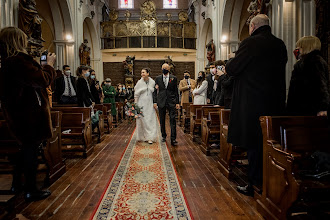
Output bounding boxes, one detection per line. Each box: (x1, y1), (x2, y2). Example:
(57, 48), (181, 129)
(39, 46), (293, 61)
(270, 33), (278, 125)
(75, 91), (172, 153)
(251, 14), (270, 28)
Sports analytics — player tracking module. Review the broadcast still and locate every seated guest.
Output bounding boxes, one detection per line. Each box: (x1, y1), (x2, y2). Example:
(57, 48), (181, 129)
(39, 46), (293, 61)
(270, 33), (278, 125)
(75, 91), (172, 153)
(103, 78), (117, 116)
(179, 70), (196, 106)
(89, 69), (101, 104)
(54, 65), (77, 104)
(192, 71), (208, 104)
(287, 36), (330, 116)
(76, 66), (95, 107)
(0, 26), (56, 201)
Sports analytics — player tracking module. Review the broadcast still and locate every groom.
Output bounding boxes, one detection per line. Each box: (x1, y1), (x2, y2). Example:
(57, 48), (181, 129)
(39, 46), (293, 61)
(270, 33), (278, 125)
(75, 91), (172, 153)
(153, 63), (180, 146)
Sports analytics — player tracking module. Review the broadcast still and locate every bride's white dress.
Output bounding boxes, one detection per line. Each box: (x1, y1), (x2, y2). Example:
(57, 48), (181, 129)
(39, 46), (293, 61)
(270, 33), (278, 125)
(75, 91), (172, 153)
(134, 77), (158, 142)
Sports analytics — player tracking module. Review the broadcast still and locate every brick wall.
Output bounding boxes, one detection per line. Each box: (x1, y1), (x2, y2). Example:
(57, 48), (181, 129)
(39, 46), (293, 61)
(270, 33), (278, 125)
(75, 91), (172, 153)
(103, 61), (195, 86)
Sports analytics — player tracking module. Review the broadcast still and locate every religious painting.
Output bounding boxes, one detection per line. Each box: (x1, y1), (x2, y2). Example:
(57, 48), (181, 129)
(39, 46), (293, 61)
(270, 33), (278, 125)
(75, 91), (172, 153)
(163, 0), (177, 9)
(119, 0), (133, 9)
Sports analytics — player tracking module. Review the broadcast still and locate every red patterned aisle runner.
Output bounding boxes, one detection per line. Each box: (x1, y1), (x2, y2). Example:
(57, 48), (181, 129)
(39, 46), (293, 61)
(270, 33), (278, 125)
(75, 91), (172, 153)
(91, 128), (193, 220)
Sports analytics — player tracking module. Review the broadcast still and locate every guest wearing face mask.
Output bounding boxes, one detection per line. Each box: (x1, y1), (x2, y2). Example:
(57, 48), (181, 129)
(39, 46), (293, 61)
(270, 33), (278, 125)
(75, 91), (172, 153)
(193, 71), (208, 104)
(88, 69), (101, 104)
(179, 70), (196, 106)
(76, 66), (95, 107)
(103, 78), (117, 117)
(54, 65), (77, 104)
(206, 62), (216, 104)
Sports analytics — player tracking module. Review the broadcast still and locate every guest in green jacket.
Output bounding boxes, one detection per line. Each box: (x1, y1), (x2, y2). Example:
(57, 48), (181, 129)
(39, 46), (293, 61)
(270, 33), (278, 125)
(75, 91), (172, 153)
(103, 78), (117, 116)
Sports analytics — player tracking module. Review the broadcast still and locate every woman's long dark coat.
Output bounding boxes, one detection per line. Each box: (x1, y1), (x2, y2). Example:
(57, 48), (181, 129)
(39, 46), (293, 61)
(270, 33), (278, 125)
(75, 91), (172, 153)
(225, 26), (288, 149)
(286, 50), (330, 116)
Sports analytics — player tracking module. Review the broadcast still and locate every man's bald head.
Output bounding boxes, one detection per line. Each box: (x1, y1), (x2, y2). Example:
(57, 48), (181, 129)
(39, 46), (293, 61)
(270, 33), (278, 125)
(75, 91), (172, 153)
(162, 63), (170, 70)
(249, 14), (270, 35)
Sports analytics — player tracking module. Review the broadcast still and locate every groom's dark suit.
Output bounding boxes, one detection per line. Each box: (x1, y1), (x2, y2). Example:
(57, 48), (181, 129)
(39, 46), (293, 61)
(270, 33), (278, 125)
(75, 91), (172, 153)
(153, 74), (179, 142)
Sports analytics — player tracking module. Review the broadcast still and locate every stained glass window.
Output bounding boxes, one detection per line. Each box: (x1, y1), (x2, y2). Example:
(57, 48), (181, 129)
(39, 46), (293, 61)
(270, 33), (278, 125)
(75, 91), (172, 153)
(119, 0), (133, 9)
(163, 0), (178, 9)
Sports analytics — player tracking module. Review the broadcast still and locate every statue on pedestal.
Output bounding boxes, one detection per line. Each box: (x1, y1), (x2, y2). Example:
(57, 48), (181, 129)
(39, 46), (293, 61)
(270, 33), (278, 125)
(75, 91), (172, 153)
(18, 0), (44, 56)
(164, 56), (176, 75)
(206, 40), (215, 64)
(79, 39), (91, 66)
(123, 55), (135, 75)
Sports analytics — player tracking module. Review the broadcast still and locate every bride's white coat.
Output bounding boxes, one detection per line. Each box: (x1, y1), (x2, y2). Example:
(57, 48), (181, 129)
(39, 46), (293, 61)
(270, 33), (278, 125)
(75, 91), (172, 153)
(134, 77), (158, 142)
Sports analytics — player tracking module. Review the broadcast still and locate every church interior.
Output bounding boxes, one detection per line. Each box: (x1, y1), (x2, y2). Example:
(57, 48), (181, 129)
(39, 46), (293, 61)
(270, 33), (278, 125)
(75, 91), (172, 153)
(0, 0), (329, 219)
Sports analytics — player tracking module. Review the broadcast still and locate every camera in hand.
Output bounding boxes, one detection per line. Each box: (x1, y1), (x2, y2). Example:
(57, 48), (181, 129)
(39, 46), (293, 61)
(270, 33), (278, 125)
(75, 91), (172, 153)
(217, 65), (224, 71)
(40, 50), (48, 65)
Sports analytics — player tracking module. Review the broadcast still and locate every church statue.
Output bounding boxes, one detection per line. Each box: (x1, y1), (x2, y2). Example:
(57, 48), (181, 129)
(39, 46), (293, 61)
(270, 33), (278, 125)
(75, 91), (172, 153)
(18, 0), (44, 43)
(206, 40), (215, 64)
(164, 56), (176, 75)
(123, 55), (135, 75)
(246, 0), (271, 25)
(79, 39), (91, 66)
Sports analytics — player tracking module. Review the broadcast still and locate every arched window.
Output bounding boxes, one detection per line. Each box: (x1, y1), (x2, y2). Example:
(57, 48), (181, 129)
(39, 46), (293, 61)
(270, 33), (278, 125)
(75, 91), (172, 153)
(163, 0), (178, 9)
(119, 0), (133, 9)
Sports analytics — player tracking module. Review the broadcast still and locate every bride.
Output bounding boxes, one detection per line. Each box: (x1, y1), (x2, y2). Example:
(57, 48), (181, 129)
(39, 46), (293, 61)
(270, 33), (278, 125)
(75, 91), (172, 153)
(134, 68), (158, 144)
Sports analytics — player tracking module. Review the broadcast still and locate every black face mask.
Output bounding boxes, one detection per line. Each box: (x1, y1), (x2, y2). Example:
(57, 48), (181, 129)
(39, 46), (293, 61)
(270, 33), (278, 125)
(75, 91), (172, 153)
(184, 75), (189, 79)
(162, 69), (169, 75)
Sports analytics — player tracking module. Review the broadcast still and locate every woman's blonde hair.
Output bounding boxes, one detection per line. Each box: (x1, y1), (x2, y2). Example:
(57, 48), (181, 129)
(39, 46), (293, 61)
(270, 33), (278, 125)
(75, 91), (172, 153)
(296, 36), (321, 55)
(0, 27), (28, 58)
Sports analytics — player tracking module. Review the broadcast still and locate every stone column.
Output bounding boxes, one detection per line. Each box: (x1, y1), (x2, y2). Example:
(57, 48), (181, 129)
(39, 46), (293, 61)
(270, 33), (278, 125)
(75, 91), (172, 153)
(54, 40), (76, 74)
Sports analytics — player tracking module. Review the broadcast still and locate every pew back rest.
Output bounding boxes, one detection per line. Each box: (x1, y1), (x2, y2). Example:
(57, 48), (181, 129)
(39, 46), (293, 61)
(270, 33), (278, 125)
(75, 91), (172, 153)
(220, 109), (231, 126)
(61, 113), (84, 128)
(52, 107), (91, 122)
(190, 104), (212, 116)
(202, 106), (223, 120)
(51, 111), (62, 128)
(260, 116), (330, 153)
(94, 104), (107, 114)
(209, 112), (220, 126)
(195, 108), (202, 120)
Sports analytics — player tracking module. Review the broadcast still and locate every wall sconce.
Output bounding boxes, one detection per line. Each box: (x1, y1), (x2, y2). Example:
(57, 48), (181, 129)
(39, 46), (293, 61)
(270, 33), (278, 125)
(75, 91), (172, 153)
(221, 35), (227, 43)
(66, 34), (72, 41)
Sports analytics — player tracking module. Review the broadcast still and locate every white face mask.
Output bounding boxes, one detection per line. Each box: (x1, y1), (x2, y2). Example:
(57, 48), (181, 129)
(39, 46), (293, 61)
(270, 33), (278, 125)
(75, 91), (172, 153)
(64, 70), (71, 75)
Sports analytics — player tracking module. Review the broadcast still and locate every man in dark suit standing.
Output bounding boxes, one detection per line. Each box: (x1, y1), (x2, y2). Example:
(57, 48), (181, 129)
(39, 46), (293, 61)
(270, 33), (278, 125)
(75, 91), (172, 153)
(226, 14), (288, 196)
(153, 63), (180, 146)
(54, 65), (77, 104)
(206, 62), (216, 104)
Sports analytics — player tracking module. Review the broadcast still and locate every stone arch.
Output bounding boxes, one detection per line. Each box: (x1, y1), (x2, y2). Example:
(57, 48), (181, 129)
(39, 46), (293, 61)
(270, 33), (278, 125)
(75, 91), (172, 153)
(83, 17), (102, 80)
(199, 18), (213, 68)
(35, 0), (74, 69)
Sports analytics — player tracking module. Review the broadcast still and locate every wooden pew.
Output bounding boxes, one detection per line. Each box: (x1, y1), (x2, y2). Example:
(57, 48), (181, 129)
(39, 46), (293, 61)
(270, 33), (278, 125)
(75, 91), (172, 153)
(201, 106), (223, 155)
(52, 107), (93, 158)
(0, 111), (66, 185)
(116, 102), (124, 122)
(100, 103), (113, 133)
(257, 116), (330, 220)
(103, 103), (118, 128)
(182, 103), (191, 133)
(218, 109), (247, 179)
(93, 104), (106, 142)
(42, 111), (66, 184)
(189, 104), (212, 139)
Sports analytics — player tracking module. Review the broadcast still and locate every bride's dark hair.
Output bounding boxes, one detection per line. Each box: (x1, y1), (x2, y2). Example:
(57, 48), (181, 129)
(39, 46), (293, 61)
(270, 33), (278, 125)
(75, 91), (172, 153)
(142, 67), (151, 75)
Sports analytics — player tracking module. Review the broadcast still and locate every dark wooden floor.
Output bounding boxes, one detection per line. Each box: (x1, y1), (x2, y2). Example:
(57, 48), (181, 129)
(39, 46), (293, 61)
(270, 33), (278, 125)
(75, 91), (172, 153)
(1, 119), (262, 220)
